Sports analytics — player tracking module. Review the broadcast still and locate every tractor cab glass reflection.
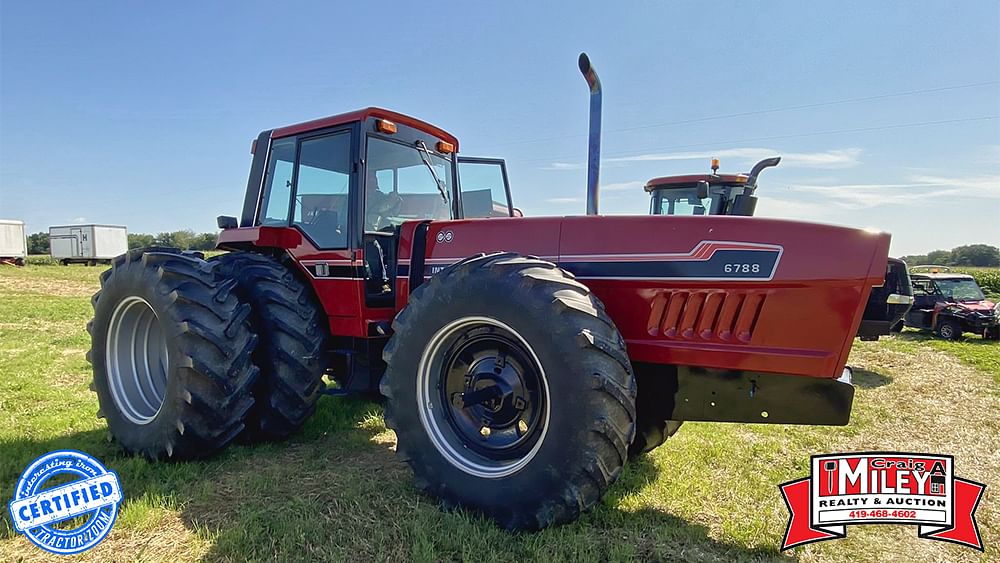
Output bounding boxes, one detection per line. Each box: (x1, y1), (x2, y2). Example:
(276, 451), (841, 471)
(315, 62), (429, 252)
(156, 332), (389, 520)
(364, 137), (454, 231)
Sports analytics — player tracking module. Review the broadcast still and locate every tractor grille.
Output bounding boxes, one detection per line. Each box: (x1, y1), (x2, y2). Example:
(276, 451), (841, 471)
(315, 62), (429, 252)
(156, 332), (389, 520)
(646, 290), (767, 343)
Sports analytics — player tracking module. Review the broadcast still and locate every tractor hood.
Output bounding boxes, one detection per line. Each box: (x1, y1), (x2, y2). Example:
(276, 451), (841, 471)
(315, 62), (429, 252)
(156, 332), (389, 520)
(397, 214), (891, 380)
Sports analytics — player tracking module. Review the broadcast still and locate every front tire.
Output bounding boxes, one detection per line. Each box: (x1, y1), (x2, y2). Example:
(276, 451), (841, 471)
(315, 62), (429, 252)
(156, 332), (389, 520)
(87, 249), (259, 459)
(936, 319), (962, 340)
(630, 419), (682, 458)
(211, 252), (328, 440)
(383, 253), (636, 530)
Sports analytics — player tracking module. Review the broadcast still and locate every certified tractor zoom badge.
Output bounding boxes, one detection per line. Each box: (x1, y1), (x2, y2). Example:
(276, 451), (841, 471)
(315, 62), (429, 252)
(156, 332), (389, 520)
(8, 450), (122, 555)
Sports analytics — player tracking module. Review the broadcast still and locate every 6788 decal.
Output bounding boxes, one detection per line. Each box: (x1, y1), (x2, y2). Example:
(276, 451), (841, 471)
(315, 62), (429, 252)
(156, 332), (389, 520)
(724, 263), (761, 274)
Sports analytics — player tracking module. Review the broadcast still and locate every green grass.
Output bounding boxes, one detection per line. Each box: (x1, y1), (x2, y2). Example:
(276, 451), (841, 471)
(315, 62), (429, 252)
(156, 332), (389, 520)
(884, 329), (1000, 384)
(1, 264), (997, 562)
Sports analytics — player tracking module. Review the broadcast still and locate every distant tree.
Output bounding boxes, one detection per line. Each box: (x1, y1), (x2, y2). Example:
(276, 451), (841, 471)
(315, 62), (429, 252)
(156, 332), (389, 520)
(189, 232), (218, 251)
(173, 229), (195, 250)
(898, 254), (928, 266)
(925, 249), (951, 265)
(152, 230), (192, 249)
(152, 232), (174, 247)
(128, 233), (156, 249)
(949, 244), (1000, 267)
(26, 232), (49, 254)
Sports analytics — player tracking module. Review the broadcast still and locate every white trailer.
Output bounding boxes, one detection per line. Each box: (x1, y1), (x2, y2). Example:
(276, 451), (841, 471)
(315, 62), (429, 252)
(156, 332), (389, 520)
(49, 224), (128, 265)
(0, 219), (28, 266)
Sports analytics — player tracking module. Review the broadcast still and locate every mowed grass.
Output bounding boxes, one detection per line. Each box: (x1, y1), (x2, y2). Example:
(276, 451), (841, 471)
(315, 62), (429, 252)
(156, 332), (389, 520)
(0, 264), (997, 562)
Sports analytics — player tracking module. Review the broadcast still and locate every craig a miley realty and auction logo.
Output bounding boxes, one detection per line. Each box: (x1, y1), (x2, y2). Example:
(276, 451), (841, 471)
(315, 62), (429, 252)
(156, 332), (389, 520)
(7, 450), (122, 555)
(780, 452), (985, 551)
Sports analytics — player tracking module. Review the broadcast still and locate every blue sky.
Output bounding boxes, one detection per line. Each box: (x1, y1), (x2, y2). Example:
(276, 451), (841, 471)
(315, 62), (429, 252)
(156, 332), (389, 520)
(1, 1), (997, 256)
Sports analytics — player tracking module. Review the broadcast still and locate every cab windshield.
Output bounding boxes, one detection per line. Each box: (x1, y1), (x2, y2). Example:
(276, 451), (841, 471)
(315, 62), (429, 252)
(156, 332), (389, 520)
(935, 279), (985, 302)
(654, 187), (710, 215)
(651, 184), (743, 216)
(365, 136), (454, 231)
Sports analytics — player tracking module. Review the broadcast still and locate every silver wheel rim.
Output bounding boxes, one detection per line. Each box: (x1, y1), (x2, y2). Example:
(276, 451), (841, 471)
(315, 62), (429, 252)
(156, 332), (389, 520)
(416, 316), (550, 479)
(940, 324), (954, 338)
(105, 296), (169, 425)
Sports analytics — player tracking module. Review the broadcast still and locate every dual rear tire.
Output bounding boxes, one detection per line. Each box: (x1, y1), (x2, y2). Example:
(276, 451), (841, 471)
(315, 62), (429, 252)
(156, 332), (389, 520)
(210, 252), (328, 440)
(89, 249), (327, 459)
(88, 249), (259, 459)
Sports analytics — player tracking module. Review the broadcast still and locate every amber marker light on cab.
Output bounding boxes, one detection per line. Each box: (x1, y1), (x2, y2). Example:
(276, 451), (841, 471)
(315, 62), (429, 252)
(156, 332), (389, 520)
(376, 119), (397, 134)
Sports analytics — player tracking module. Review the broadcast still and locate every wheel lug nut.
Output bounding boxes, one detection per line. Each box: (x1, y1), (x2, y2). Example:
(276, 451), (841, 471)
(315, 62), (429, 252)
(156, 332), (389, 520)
(518, 420), (528, 434)
(479, 426), (491, 438)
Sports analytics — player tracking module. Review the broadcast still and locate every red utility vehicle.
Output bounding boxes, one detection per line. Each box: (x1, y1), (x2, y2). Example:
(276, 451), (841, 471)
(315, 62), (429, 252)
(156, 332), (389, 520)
(902, 266), (999, 339)
(88, 55), (890, 530)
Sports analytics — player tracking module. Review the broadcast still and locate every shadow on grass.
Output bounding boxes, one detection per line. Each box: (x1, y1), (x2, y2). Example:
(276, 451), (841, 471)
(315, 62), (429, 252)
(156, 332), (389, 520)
(851, 367), (892, 389)
(1, 398), (793, 562)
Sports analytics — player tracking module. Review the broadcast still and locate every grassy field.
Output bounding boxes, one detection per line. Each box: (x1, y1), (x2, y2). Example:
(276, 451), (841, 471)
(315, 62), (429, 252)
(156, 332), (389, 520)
(0, 264), (997, 562)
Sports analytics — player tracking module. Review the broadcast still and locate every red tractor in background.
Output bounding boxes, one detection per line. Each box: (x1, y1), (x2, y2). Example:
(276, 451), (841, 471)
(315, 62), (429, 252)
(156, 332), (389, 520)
(644, 158), (914, 341)
(88, 55), (891, 530)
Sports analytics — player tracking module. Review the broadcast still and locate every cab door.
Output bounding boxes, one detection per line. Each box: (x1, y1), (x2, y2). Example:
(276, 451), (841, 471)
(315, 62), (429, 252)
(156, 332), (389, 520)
(257, 128), (365, 335)
(457, 157), (513, 218)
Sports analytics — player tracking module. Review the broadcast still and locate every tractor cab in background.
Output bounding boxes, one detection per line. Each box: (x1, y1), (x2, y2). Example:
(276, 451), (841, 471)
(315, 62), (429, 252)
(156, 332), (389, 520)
(646, 157), (780, 217)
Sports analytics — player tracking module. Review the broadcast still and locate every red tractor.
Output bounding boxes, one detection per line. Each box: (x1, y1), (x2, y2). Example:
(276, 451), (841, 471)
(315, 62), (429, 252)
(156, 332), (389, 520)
(88, 55), (890, 530)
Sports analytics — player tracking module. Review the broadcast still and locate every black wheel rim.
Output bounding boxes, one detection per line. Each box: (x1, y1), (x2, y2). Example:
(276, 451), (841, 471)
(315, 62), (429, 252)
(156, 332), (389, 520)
(417, 317), (549, 478)
(439, 328), (544, 459)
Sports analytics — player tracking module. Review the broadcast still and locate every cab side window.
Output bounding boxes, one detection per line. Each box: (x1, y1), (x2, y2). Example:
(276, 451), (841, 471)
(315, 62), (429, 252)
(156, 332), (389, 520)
(260, 138), (295, 225)
(292, 132), (352, 249)
(458, 160), (512, 218)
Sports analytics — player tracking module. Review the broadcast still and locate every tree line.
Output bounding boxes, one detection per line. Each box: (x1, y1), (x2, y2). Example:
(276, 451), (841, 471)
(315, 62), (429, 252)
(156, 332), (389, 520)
(26, 230), (219, 254)
(898, 244), (1000, 267)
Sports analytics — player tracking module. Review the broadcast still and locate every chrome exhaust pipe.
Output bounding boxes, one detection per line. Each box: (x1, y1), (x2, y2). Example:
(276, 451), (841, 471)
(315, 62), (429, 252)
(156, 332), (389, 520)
(745, 156), (781, 194)
(578, 53), (602, 215)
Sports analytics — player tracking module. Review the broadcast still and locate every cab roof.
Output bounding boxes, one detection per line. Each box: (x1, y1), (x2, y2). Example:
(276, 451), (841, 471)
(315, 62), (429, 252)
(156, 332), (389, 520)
(271, 107), (459, 150)
(644, 174), (748, 193)
(909, 272), (975, 281)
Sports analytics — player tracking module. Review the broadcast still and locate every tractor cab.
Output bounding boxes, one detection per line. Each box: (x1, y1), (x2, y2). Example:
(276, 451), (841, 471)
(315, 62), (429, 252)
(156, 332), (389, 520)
(647, 173), (748, 216)
(218, 107), (513, 311)
(646, 157), (781, 217)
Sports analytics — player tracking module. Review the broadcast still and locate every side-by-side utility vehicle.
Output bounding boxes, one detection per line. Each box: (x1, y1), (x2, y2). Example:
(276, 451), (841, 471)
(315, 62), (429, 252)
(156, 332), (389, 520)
(900, 266), (999, 339)
(88, 55), (891, 530)
(644, 159), (912, 340)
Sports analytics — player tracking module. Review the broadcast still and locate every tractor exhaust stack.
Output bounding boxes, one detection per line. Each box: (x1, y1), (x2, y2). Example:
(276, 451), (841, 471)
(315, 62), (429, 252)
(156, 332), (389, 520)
(745, 156), (782, 194)
(579, 53), (602, 215)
